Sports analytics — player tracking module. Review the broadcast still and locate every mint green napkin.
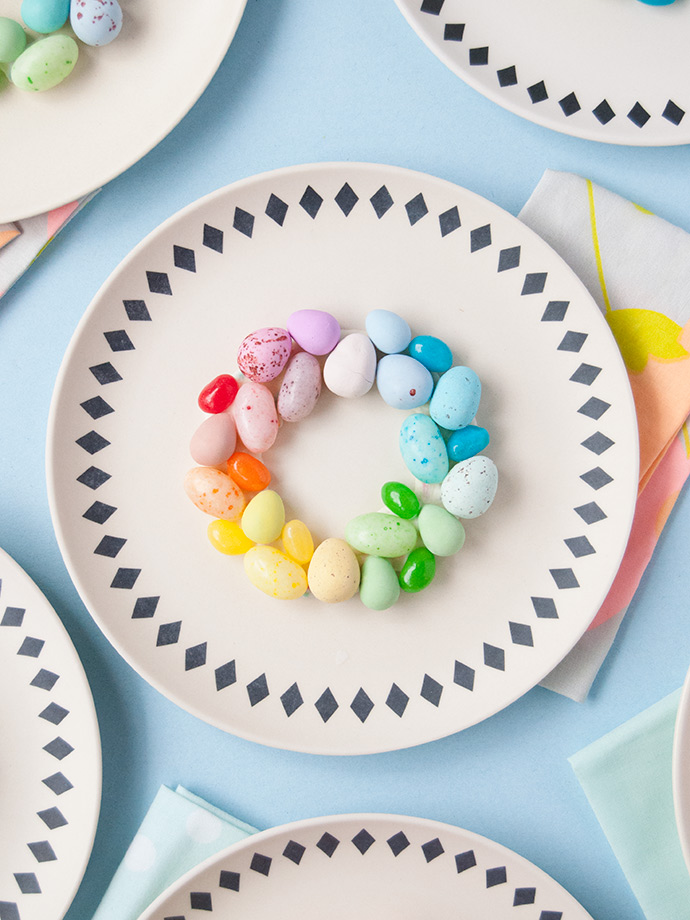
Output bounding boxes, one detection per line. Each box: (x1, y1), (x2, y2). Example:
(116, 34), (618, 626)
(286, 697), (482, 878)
(92, 785), (258, 920)
(570, 690), (690, 920)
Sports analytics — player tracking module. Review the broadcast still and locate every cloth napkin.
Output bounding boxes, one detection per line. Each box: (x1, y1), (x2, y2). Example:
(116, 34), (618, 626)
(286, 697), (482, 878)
(91, 785), (257, 920)
(519, 171), (690, 702)
(570, 689), (690, 920)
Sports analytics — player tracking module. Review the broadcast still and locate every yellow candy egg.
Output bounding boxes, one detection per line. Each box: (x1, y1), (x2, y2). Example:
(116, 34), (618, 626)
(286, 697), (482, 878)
(241, 489), (285, 544)
(307, 538), (361, 603)
(208, 520), (254, 555)
(244, 545), (308, 600)
(282, 519), (314, 565)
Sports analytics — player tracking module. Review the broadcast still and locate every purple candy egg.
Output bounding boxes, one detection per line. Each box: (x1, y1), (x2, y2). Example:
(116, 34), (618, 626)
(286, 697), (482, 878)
(287, 309), (341, 356)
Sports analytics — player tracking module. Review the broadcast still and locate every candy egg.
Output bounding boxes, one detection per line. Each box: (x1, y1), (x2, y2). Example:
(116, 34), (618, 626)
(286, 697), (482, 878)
(440, 456), (498, 519)
(365, 309), (412, 354)
(282, 519), (314, 565)
(241, 490), (285, 544)
(70, 0), (122, 46)
(227, 452), (271, 492)
(198, 374), (238, 414)
(447, 425), (490, 463)
(189, 412), (236, 467)
(232, 382), (279, 453)
(399, 547), (436, 593)
(244, 545), (308, 600)
(429, 366), (481, 431)
(237, 327), (292, 383)
(418, 504), (465, 556)
(287, 309), (340, 355)
(21, 0), (69, 33)
(407, 335), (453, 373)
(208, 520), (254, 555)
(11, 34), (78, 92)
(345, 512), (417, 558)
(0, 18), (27, 63)
(277, 352), (322, 422)
(323, 333), (377, 398)
(308, 538), (360, 603)
(359, 556), (400, 610)
(399, 414), (449, 484)
(381, 481), (420, 520)
(376, 354), (433, 410)
(184, 467), (245, 522)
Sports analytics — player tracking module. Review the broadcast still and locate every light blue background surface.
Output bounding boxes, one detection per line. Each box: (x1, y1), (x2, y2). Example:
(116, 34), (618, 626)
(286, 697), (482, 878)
(2, 2), (690, 918)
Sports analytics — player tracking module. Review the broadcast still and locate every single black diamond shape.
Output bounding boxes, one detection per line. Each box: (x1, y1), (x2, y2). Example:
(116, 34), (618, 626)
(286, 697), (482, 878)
(219, 869), (240, 890)
(283, 840), (306, 864)
(581, 432), (614, 454)
(528, 80), (548, 103)
(94, 535), (126, 558)
(266, 193), (289, 226)
(541, 300), (569, 322)
(469, 46), (488, 65)
(497, 65), (517, 86)
(521, 272), (547, 295)
(580, 467), (613, 489)
(43, 772), (73, 795)
(531, 596), (558, 619)
(281, 682), (303, 716)
(39, 703), (69, 725)
(593, 99), (615, 124)
(300, 185), (323, 218)
(185, 642), (207, 670)
(317, 832), (339, 857)
(444, 23), (465, 41)
(420, 674), (443, 706)
(146, 271), (172, 295)
(439, 206), (461, 236)
(215, 660), (236, 690)
(233, 207), (254, 238)
(37, 806), (67, 829)
(77, 467), (111, 490)
(83, 501), (117, 524)
(76, 431), (110, 455)
(203, 224), (224, 252)
(559, 92), (581, 116)
(386, 683), (409, 717)
(335, 182), (358, 216)
(315, 687), (338, 722)
(250, 852), (271, 875)
(31, 669), (59, 691)
(454, 660), (475, 691)
(558, 331), (588, 352)
(578, 397), (610, 420)
(509, 622), (533, 647)
(628, 102), (650, 127)
(514, 887), (537, 905)
(350, 688), (374, 722)
(387, 831), (410, 856)
(550, 568), (580, 589)
(575, 501), (607, 524)
(663, 100), (685, 125)
(470, 224), (491, 251)
(405, 193), (428, 225)
(484, 643), (505, 670)
(80, 396), (114, 419)
(498, 246), (520, 271)
(565, 536), (596, 558)
(570, 363), (602, 385)
(539, 912), (563, 920)
(0, 904), (20, 920)
(190, 891), (212, 910)
(14, 873), (40, 895)
(247, 673), (269, 706)
(1, 607), (24, 626)
(370, 185), (394, 218)
(156, 621), (181, 646)
(173, 245), (196, 272)
(43, 737), (72, 759)
(18, 636), (44, 658)
(123, 299), (151, 321)
(487, 865), (507, 887)
(422, 838), (444, 862)
(421, 0), (444, 13)
(456, 850), (477, 872)
(104, 330), (134, 352)
(111, 567), (141, 589)
(133, 596), (159, 619)
(352, 829), (375, 854)
(28, 840), (56, 863)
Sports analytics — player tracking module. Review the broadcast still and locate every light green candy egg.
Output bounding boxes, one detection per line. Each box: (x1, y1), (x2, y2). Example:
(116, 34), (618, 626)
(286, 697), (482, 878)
(0, 18), (27, 64)
(11, 34), (78, 92)
(359, 556), (400, 611)
(418, 503), (466, 556)
(345, 512), (417, 558)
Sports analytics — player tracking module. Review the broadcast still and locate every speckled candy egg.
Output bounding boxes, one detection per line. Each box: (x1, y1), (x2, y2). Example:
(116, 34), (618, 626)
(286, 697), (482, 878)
(11, 34), (77, 91)
(323, 333), (377, 398)
(376, 354), (433, 410)
(232, 382), (279, 453)
(184, 467), (245, 522)
(237, 327), (292, 384)
(287, 309), (340, 355)
(308, 538), (361, 603)
(399, 413), (449, 484)
(244, 546), (307, 600)
(70, 0), (122, 46)
(277, 352), (322, 422)
(345, 512), (417, 558)
(430, 366), (481, 431)
(440, 456), (498, 519)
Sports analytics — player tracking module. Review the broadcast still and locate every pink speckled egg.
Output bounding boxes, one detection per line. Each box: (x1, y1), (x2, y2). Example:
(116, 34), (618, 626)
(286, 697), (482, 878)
(237, 327), (291, 383)
(189, 411), (237, 467)
(232, 382), (279, 453)
(277, 352), (322, 422)
(287, 309), (341, 355)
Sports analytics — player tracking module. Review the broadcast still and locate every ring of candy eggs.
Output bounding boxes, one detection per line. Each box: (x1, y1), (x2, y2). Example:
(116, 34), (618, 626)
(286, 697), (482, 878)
(184, 309), (498, 610)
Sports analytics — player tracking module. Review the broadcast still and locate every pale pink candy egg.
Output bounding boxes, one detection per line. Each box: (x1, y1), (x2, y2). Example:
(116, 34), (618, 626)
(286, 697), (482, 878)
(232, 382), (279, 453)
(277, 352), (322, 422)
(190, 411), (237, 467)
(184, 467), (245, 522)
(237, 327), (292, 383)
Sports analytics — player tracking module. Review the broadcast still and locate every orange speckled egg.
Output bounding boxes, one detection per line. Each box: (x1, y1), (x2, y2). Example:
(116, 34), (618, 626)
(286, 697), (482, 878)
(184, 467), (245, 522)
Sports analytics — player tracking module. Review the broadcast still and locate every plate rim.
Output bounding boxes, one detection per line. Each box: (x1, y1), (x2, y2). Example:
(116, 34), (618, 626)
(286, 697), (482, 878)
(672, 663), (690, 873)
(46, 160), (640, 755)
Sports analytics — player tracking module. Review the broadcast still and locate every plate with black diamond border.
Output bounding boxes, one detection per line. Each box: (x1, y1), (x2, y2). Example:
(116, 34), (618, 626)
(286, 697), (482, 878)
(672, 661), (690, 875)
(47, 161), (638, 754)
(0, 547), (101, 920)
(136, 813), (594, 920)
(394, 0), (690, 146)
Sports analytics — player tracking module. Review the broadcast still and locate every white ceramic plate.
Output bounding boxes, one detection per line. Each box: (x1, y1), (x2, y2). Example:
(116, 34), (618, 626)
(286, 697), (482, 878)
(672, 663), (690, 873)
(394, 0), (690, 146)
(137, 813), (593, 920)
(0, 0), (247, 223)
(0, 547), (101, 920)
(47, 162), (638, 755)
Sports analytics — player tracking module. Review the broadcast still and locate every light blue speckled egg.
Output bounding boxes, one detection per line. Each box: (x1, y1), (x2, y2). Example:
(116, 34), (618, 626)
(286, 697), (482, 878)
(399, 413), (449, 484)
(365, 309), (412, 354)
(70, 0), (122, 46)
(376, 354), (433, 409)
(440, 456), (498, 519)
(430, 366), (481, 430)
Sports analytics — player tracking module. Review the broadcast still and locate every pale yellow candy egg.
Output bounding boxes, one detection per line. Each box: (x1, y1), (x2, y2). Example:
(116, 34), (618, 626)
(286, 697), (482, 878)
(244, 545), (307, 600)
(308, 538), (360, 603)
(282, 519), (314, 565)
(241, 490), (285, 544)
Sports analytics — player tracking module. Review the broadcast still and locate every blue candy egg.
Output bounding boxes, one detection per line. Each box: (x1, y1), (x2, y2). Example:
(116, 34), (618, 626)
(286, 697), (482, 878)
(70, 0), (123, 46)
(21, 0), (69, 33)
(365, 309), (412, 354)
(447, 424), (490, 462)
(408, 335), (453, 373)
(377, 354), (433, 409)
(430, 366), (481, 430)
(399, 414), (449, 484)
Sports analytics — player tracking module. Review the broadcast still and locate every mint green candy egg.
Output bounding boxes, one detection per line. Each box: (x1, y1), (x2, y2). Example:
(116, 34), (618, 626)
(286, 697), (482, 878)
(359, 556), (401, 610)
(11, 34), (78, 92)
(418, 504), (465, 556)
(345, 512), (417, 558)
(0, 18), (27, 63)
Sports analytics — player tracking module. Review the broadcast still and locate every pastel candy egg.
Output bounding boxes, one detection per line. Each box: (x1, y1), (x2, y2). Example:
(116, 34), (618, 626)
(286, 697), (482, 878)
(11, 34), (78, 92)
(430, 366), (481, 431)
(440, 456), (498, 519)
(447, 425), (490, 463)
(232, 382), (279, 453)
(190, 412), (236, 467)
(0, 18), (27, 63)
(241, 490), (285, 544)
(208, 520), (254, 555)
(227, 451), (271, 492)
(308, 538), (360, 603)
(244, 545), (307, 600)
(184, 467), (245, 522)
(237, 327), (292, 383)
(70, 0), (122, 46)
(365, 309), (412, 354)
(21, 0), (69, 33)
(345, 512), (417, 558)
(287, 309), (340, 355)
(359, 556), (400, 610)
(399, 547), (436, 593)
(399, 414), (449, 484)
(407, 335), (453, 373)
(282, 519), (314, 565)
(418, 504), (465, 556)
(381, 481), (420, 520)
(376, 354), (433, 410)
(323, 333), (377, 398)
(277, 352), (322, 422)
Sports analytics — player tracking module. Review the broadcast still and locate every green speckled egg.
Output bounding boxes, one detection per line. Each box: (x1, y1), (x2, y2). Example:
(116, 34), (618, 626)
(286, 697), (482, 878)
(345, 512), (417, 558)
(11, 34), (78, 92)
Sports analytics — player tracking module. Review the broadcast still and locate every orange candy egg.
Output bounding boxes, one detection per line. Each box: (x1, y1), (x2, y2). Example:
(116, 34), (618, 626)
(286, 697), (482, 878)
(227, 452), (271, 492)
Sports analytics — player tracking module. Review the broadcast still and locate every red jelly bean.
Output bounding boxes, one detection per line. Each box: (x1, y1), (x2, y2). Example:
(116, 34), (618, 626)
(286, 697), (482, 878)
(198, 374), (239, 414)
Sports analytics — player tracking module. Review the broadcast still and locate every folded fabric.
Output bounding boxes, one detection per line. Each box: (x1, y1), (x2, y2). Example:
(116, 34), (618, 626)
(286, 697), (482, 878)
(0, 222), (21, 252)
(570, 690), (690, 920)
(519, 171), (690, 701)
(0, 193), (98, 299)
(92, 785), (258, 920)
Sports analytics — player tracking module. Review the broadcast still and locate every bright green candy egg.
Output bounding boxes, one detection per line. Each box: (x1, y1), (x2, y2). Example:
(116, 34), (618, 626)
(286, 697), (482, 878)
(345, 512), (417, 558)
(0, 17), (27, 63)
(359, 556), (400, 610)
(381, 481), (420, 520)
(399, 547), (436, 592)
(11, 34), (77, 92)
(418, 504), (465, 557)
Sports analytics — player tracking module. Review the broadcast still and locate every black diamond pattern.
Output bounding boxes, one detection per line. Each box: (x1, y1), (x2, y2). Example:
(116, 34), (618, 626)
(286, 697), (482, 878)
(580, 467), (613, 490)
(497, 65), (517, 87)
(77, 466), (111, 490)
(581, 432), (614, 454)
(104, 329), (134, 352)
(528, 80), (548, 103)
(420, 673), (443, 706)
(215, 660), (237, 690)
(421, 0), (444, 13)
(565, 536), (596, 558)
(28, 841), (56, 863)
(540, 913), (563, 920)
(283, 840), (306, 864)
(317, 832), (340, 857)
(31, 669), (59, 691)
(559, 92), (581, 116)
(575, 501), (607, 524)
(541, 300), (569, 321)
(628, 102), (650, 127)
(250, 852), (272, 875)
(233, 207), (254, 238)
(39, 703), (69, 725)
(203, 224), (224, 252)
(0, 905), (20, 920)
(439, 206), (461, 236)
(111, 567), (140, 589)
(550, 568), (580, 589)
(484, 643), (505, 670)
(94, 535), (126, 557)
(123, 299), (151, 321)
(578, 397), (610, 420)
(80, 396), (114, 419)
(89, 362), (122, 385)
(593, 99), (615, 125)
(335, 182), (359, 216)
(42, 772), (73, 795)
(350, 688), (374, 722)
(387, 831), (410, 856)
(470, 224), (492, 251)
(498, 246), (520, 271)
(386, 683), (409, 717)
(570, 363), (602, 385)
(219, 869), (240, 890)
(132, 596), (159, 619)
(156, 621), (181, 646)
(370, 185), (394, 218)
(509, 622), (533, 647)
(422, 837), (444, 862)
(352, 829), (375, 854)
(190, 891), (212, 911)
(281, 682), (303, 716)
(469, 46), (488, 65)
(453, 660), (475, 691)
(76, 431), (110, 454)
(37, 806), (67, 829)
(663, 100), (685, 125)
(300, 185), (323, 218)
(14, 874), (40, 895)
(247, 673), (269, 706)
(558, 331), (588, 352)
(531, 596), (558, 619)
(405, 193), (428, 225)
(18, 637), (44, 657)
(146, 271), (172, 295)
(486, 865), (507, 887)
(521, 272), (547, 295)
(173, 245), (196, 272)
(266, 193), (289, 226)
(43, 737), (72, 759)
(315, 687), (338, 722)
(514, 887), (537, 905)
(1, 607), (25, 626)
(185, 642), (207, 670)
(444, 23), (465, 41)
(456, 849), (477, 872)
(83, 501), (117, 524)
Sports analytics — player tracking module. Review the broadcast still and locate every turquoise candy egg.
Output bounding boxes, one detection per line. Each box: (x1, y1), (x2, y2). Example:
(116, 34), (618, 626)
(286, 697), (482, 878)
(430, 366), (481, 430)
(365, 309), (412, 354)
(21, 0), (69, 33)
(345, 512), (417, 557)
(376, 354), (433, 409)
(447, 424), (490, 462)
(0, 18), (27, 63)
(407, 335), (453, 373)
(399, 414), (449, 484)
(359, 556), (401, 610)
